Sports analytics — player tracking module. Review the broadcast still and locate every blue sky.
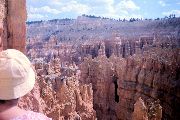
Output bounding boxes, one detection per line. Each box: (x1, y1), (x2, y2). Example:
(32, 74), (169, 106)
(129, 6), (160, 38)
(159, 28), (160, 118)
(27, 0), (180, 21)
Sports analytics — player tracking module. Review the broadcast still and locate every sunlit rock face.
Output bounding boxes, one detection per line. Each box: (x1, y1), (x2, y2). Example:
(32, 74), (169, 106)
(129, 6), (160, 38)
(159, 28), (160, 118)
(80, 48), (180, 120)
(132, 97), (162, 120)
(0, 0), (7, 51)
(1, 0), (179, 119)
(7, 0), (27, 52)
(132, 98), (149, 120)
(18, 58), (97, 120)
(0, 0), (26, 52)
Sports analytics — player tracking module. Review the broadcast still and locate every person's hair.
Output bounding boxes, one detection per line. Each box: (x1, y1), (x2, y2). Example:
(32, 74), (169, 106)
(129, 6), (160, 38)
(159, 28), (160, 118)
(0, 99), (19, 105)
(0, 100), (6, 104)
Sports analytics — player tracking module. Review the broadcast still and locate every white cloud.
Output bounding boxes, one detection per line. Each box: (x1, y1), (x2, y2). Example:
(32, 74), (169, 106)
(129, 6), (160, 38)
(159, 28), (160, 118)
(113, 0), (141, 19)
(105, 0), (115, 14)
(28, 13), (46, 20)
(158, 0), (168, 7)
(29, 6), (61, 14)
(99, 0), (114, 4)
(60, 1), (91, 14)
(116, 0), (140, 11)
(52, 0), (61, 2)
(27, 0), (142, 20)
(177, 2), (180, 5)
(50, 0), (62, 5)
(88, 0), (114, 5)
(88, 0), (141, 19)
(162, 10), (180, 16)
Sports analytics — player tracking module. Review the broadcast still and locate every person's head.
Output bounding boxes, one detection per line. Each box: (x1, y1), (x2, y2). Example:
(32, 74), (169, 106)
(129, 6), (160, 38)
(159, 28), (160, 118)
(0, 49), (35, 104)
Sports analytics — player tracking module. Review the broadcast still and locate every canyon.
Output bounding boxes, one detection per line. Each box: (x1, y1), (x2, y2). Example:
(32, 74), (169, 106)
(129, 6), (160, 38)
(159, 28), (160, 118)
(80, 47), (179, 120)
(0, 0), (180, 120)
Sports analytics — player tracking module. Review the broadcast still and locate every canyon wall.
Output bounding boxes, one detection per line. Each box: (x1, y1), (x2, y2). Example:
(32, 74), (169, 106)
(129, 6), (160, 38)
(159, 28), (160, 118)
(132, 97), (162, 120)
(0, 1), (97, 119)
(1, 1), (179, 120)
(0, 0), (7, 51)
(77, 35), (178, 59)
(80, 48), (180, 120)
(26, 30), (179, 120)
(18, 58), (97, 120)
(0, 0), (26, 52)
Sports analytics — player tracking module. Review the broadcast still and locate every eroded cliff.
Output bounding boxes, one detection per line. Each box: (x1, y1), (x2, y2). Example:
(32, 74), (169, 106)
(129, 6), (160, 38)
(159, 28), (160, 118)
(80, 48), (180, 120)
(18, 58), (97, 120)
(1, 1), (180, 120)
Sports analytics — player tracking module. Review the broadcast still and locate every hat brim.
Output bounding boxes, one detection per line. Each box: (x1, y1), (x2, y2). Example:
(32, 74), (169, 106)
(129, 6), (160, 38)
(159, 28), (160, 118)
(0, 67), (35, 100)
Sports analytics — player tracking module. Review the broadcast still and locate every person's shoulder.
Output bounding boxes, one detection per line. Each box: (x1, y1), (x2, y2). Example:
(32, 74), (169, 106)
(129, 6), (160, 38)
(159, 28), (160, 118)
(11, 111), (52, 120)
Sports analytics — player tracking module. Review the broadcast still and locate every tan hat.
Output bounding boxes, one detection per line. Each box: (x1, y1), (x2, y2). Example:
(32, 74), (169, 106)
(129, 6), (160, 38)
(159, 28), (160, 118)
(0, 49), (35, 100)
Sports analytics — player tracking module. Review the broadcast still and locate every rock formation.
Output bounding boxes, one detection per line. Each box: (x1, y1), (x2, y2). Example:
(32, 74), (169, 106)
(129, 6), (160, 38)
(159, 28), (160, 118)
(0, 1), (96, 119)
(0, 0), (7, 51)
(79, 48), (180, 120)
(25, 33), (179, 120)
(1, 1), (179, 120)
(132, 97), (148, 120)
(0, 0), (26, 52)
(132, 97), (162, 120)
(18, 58), (97, 120)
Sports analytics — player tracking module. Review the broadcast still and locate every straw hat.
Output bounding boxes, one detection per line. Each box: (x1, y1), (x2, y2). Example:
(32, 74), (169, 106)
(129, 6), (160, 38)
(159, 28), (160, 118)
(0, 49), (35, 100)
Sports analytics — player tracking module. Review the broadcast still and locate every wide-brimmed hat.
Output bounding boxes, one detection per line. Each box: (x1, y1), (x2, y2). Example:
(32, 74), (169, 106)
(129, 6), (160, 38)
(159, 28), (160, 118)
(0, 49), (35, 100)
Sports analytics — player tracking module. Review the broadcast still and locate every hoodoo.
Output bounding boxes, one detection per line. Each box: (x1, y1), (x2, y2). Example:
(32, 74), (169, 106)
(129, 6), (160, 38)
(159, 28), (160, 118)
(0, 0), (180, 120)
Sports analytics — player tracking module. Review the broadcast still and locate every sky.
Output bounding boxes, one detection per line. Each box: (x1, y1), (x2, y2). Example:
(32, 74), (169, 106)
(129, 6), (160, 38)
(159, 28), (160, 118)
(27, 0), (180, 21)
